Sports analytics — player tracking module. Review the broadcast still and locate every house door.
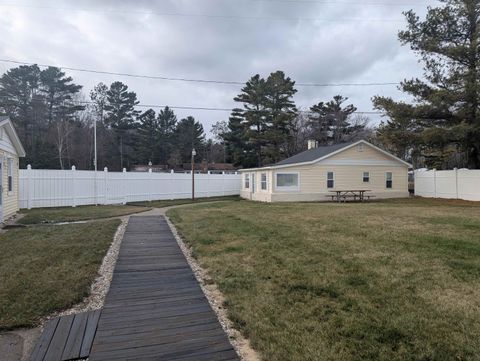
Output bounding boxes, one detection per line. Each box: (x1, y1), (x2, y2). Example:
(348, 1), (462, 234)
(0, 160), (3, 222)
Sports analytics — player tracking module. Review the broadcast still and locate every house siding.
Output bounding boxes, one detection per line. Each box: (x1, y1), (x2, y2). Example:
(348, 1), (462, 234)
(0, 149), (20, 219)
(240, 142), (409, 203)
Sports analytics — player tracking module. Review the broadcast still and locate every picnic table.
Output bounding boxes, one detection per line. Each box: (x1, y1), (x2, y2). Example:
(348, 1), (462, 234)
(328, 189), (372, 203)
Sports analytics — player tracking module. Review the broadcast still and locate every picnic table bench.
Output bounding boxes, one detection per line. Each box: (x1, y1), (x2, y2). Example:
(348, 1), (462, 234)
(327, 190), (374, 202)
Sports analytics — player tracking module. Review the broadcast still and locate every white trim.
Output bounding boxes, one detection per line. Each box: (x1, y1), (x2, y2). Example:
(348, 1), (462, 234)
(260, 172), (268, 191)
(326, 171), (335, 189)
(0, 118), (26, 157)
(385, 171), (393, 189)
(362, 171), (370, 183)
(274, 171), (300, 192)
(244, 173), (250, 189)
(239, 140), (411, 172)
(317, 159), (405, 167)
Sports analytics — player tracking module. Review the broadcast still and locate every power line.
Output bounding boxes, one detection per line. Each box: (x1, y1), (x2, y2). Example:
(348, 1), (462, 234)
(245, 0), (434, 6)
(0, 96), (382, 114)
(0, 3), (406, 22)
(0, 59), (401, 88)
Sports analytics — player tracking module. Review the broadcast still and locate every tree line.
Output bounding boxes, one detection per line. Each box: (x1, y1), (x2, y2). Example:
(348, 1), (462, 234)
(0, 65), (370, 171)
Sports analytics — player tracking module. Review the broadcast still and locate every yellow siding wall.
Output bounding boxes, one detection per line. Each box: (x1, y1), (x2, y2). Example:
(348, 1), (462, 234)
(0, 150), (20, 220)
(240, 143), (409, 202)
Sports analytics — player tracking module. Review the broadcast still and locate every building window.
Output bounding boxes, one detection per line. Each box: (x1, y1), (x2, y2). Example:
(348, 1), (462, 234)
(244, 173), (250, 189)
(363, 171), (370, 183)
(7, 158), (13, 192)
(327, 171), (334, 188)
(276, 172), (299, 191)
(261, 173), (267, 190)
(357, 143), (364, 152)
(386, 172), (393, 189)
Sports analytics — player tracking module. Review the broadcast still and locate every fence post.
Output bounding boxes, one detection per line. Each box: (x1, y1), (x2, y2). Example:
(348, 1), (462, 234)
(222, 171), (226, 196)
(207, 171), (210, 198)
(149, 168), (153, 202)
(170, 169), (175, 200)
(454, 167), (458, 199)
(122, 168), (127, 204)
(27, 164), (32, 209)
(104, 167), (108, 205)
(71, 165), (76, 207)
(433, 168), (437, 198)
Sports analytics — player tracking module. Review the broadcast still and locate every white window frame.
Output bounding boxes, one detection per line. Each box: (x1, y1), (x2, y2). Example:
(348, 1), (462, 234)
(385, 172), (393, 189)
(275, 171), (300, 192)
(260, 173), (268, 191)
(7, 158), (13, 194)
(244, 173), (250, 189)
(363, 171), (370, 183)
(326, 171), (335, 189)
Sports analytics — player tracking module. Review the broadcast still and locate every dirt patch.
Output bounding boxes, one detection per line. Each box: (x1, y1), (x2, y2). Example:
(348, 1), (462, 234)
(165, 215), (261, 361)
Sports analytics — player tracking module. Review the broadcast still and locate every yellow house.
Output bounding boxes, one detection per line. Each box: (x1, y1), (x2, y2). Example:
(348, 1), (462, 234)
(0, 117), (26, 221)
(239, 140), (411, 202)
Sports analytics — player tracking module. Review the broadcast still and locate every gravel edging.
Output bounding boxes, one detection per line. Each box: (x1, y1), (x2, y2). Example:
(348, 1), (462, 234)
(165, 215), (261, 361)
(51, 216), (129, 318)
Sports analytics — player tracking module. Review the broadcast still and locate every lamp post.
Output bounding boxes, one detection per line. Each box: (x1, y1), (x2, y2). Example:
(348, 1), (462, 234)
(93, 116), (98, 206)
(191, 148), (196, 201)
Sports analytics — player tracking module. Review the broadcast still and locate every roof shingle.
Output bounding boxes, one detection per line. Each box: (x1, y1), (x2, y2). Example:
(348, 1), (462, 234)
(275, 141), (355, 166)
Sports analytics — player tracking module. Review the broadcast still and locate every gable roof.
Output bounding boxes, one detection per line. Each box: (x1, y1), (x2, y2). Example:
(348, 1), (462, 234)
(0, 117), (26, 157)
(275, 141), (355, 166)
(240, 140), (411, 171)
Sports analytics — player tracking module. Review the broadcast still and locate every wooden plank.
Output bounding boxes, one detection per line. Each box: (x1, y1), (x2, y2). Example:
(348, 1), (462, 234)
(42, 314), (74, 361)
(60, 312), (88, 361)
(29, 317), (60, 361)
(78, 309), (101, 359)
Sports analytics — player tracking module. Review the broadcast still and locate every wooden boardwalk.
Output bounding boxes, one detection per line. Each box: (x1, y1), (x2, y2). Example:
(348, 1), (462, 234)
(29, 310), (101, 361)
(89, 215), (238, 361)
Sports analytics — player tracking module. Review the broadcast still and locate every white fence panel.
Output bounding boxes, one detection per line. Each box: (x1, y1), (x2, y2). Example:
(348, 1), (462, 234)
(414, 169), (480, 201)
(19, 166), (241, 209)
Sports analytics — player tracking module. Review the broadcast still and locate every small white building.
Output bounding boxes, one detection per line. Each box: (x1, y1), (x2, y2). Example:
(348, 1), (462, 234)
(0, 117), (26, 221)
(239, 140), (411, 202)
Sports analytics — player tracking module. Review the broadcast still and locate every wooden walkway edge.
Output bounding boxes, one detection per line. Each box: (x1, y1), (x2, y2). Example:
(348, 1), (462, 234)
(88, 215), (238, 361)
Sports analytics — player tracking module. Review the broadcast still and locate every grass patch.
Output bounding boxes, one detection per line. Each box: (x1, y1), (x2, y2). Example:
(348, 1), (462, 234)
(168, 198), (480, 361)
(0, 219), (120, 330)
(128, 195), (240, 208)
(19, 205), (148, 224)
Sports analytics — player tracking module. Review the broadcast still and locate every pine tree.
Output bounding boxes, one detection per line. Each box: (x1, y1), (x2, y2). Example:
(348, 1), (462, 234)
(373, 0), (480, 168)
(233, 74), (269, 166)
(223, 108), (256, 167)
(263, 71), (297, 162)
(309, 95), (358, 145)
(157, 106), (177, 165)
(0, 65), (45, 167)
(104, 81), (140, 169)
(174, 116), (205, 164)
(136, 109), (159, 164)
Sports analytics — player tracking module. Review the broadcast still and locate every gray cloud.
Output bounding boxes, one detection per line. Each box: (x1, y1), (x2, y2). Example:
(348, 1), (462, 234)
(0, 0), (432, 134)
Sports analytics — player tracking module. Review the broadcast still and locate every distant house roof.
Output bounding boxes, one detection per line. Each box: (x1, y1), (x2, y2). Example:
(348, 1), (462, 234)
(0, 117), (26, 157)
(275, 142), (355, 166)
(240, 140), (411, 171)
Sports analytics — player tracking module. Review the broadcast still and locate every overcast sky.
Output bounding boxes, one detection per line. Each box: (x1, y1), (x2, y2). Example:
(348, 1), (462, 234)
(0, 0), (435, 136)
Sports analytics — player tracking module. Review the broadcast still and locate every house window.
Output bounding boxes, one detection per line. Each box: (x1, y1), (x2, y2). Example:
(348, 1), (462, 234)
(363, 171), (370, 183)
(276, 172), (299, 191)
(261, 173), (267, 190)
(386, 172), (393, 189)
(327, 172), (334, 188)
(244, 173), (250, 189)
(7, 158), (13, 192)
(357, 143), (364, 152)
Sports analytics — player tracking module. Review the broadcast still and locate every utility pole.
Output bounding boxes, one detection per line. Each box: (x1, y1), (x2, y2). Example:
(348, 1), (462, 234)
(191, 148), (196, 201)
(94, 115), (98, 205)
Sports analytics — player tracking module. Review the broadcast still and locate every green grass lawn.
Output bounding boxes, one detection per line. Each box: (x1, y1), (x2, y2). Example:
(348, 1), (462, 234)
(128, 195), (240, 208)
(19, 204), (148, 224)
(168, 198), (480, 361)
(0, 220), (120, 330)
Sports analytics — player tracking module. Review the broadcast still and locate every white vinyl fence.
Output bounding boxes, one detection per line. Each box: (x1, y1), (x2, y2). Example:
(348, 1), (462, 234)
(19, 166), (241, 209)
(414, 168), (480, 201)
